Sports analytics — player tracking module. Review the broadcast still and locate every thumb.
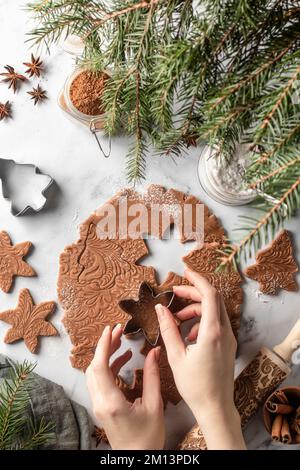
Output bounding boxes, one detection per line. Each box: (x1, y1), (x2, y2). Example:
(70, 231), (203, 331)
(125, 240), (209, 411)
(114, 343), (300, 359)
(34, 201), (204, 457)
(142, 347), (162, 410)
(155, 304), (185, 367)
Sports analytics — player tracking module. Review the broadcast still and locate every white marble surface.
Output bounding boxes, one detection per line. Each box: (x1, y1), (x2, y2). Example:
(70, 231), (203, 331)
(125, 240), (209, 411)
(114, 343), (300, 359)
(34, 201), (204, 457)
(0, 1), (300, 450)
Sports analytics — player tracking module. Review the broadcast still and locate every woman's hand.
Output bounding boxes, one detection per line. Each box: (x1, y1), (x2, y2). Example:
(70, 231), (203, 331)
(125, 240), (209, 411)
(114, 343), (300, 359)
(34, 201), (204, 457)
(86, 324), (165, 450)
(155, 268), (246, 450)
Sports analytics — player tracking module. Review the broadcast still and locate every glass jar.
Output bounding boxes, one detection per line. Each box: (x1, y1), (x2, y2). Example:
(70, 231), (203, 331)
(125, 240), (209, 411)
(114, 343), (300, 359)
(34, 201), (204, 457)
(58, 68), (110, 157)
(61, 35), (85, 56)
(197, 144), (257, 206)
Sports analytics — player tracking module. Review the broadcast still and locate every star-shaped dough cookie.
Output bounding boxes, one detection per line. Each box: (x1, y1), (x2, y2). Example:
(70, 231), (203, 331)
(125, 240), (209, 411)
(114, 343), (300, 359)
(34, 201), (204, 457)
(119, 282), (174, 346)
(0, 231), (36, 293)
(0, 288), (58, 353)
(244, 230), (298, 295)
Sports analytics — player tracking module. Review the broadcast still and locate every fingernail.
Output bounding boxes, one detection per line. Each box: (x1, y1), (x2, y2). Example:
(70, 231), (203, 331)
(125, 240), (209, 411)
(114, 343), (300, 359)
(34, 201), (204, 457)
(115, 323), (123, 330)
(155, 303), (165, 319)
(103, 325), (110, 334)
(173, 285), (180, 291)
(154, 346), (161, 361)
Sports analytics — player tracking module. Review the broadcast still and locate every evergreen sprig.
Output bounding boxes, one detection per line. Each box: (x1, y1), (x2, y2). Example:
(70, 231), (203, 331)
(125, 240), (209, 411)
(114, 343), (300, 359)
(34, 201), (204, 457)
(220, 172), (300, 267)
(0, 360), (54, 450)
(27, 0), (300, 264)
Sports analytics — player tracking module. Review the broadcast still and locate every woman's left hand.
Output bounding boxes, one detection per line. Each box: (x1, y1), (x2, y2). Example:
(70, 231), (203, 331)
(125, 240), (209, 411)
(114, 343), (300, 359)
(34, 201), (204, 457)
(86, 324), (165, 450)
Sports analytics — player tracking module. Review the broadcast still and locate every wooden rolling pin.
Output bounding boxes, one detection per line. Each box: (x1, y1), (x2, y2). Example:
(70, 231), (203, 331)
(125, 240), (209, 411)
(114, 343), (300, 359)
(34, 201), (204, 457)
(178, 319), (300, 450)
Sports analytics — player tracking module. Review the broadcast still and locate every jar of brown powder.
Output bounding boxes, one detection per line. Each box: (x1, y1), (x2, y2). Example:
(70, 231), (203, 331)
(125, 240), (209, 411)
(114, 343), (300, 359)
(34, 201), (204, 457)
(58, 68), (111, 157)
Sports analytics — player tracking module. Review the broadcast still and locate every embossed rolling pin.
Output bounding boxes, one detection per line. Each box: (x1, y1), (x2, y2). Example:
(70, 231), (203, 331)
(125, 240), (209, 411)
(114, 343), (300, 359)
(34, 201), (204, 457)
(178, 319), (300, 450)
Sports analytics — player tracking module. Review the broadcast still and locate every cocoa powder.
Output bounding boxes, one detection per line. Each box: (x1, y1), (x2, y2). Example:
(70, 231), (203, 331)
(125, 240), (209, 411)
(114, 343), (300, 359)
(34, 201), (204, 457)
(69, 70), (109, 116)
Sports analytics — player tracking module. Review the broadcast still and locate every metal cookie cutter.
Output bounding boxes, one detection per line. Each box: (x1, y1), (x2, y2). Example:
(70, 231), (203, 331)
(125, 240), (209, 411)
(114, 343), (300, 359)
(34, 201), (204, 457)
(119, 281), (175, 347)
(0, 158), (54, 216)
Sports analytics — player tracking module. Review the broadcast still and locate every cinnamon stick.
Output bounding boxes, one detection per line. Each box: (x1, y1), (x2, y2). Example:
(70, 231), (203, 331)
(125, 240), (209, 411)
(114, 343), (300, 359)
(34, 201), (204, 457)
(273, 389), (289, 404)
(266, 401), (294, 414)
(291, 405), (300, 435)
(271, 414), (283, 441)
(281, 417), (292, 444)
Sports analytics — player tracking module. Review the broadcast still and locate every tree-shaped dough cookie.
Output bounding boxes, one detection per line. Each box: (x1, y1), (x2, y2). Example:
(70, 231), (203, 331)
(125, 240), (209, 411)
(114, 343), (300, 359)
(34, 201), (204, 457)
(244, 230), (298, 295)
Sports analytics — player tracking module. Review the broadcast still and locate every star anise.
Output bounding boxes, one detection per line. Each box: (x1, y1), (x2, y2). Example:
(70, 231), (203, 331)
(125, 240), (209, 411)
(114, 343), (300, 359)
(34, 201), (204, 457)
(92, 426), (109, 447)
(23, 54), (44, 78)
(27, 85), (47, 105)
(0, 65), (26, 93)
(0, 101), (12, 121)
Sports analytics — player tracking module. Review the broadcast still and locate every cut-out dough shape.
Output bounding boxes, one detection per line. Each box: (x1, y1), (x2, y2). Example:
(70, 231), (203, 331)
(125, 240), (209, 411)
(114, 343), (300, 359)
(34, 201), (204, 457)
(244, 230), (298, 295)
(0, 288), (58, 353)
(0, 230), (36, 293)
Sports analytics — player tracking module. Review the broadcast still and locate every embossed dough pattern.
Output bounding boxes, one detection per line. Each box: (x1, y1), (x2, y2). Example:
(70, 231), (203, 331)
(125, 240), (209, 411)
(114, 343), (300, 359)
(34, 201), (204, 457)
(244, 230), (298, 295)
(57, 185), (243, 404)
(0, 230), (36, 293)
(0, 288), (58, 353)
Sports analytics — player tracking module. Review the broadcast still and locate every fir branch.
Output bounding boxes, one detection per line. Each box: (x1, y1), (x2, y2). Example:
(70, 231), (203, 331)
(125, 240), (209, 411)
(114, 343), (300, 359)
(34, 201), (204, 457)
(227, 0), (287, 71)
(126, 0), (157, 179)
(249, 157), (300, 189)
(103, 67), (135, 134)
(92, 0), (161, 27)
(209, 39), (297, 113)
(0, 360), (54, 450)
(126, 128), (148, 182)
(154, 128), (189, 158)
(19, 417), (54, 450)
(175, 0), (193, 39)
(150, 40), (191, 135)
(254, 64), (300, 141)
(220, 176), (300, 267)
(130, 70), (144, 181)
(26, 0), (103, 46)
(27, 0), (300, 220)
(256, 121), (300, 164)
(82, 0), (161, 43)
(155, 18), (240, 155)
(0, 361), (34, 447)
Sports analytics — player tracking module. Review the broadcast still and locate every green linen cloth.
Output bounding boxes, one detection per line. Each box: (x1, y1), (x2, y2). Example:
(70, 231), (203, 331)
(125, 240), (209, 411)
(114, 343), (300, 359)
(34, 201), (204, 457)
(0, 354), (92, 449)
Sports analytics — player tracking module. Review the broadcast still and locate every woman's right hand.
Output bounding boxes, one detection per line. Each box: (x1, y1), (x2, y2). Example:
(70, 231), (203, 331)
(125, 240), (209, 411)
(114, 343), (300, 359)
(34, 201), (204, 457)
(155, 268), (246, 450)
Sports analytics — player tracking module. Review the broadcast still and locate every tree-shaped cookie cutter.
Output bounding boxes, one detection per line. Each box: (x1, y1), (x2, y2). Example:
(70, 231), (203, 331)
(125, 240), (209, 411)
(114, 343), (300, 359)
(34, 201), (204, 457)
(0, 158), (54, 216)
